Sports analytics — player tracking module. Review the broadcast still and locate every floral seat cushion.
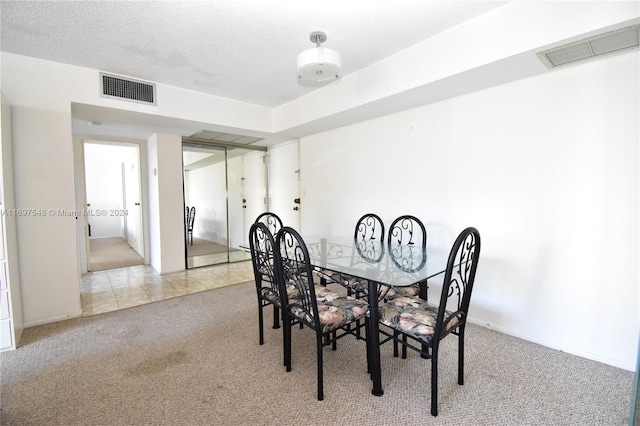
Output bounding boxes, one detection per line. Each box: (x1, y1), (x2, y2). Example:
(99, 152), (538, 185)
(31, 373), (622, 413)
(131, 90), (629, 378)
(313, 268), (339, 284)
(379, 296), (459, 345)
(378, 284), (420, 299)
(315, 271), (420, 300)
(259, 287), (281, 306)
(259, 275), (313, 307)
(314, 269), (370, 297)
(329, 272), (368, 294)
(290, 288), (368, 334)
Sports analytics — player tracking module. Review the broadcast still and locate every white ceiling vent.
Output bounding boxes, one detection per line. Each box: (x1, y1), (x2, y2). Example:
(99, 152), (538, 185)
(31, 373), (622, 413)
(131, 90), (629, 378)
(538, 25), (639, 69)
(100, 72), (156, 105)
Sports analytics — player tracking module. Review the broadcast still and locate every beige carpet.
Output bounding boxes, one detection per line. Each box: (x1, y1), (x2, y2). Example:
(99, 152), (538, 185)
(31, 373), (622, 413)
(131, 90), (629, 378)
(89, 237), (144, 271)
(1, 281), (635, 425)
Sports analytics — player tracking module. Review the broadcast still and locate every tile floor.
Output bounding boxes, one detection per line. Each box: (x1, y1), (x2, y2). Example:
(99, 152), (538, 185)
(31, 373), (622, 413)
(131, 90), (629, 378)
(80, 261), (254, 317)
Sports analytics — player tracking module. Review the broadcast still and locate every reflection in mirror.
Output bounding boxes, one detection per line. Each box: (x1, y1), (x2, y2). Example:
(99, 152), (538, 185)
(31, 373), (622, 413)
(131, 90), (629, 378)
(183, 143), (231, 268)
(182, 141), (262, 268)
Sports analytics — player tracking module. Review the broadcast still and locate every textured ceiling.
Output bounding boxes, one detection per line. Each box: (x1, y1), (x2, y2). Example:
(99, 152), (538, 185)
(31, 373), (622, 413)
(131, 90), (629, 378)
(0, 0), (508, 108)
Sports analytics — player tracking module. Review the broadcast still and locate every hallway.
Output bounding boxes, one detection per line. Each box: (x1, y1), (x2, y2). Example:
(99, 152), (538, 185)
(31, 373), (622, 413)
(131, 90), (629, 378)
(80, 261), (254, 317)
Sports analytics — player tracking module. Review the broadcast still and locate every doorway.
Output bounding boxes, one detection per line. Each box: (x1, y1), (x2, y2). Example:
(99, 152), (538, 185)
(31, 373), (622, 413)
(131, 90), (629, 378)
(182, 141), (265, 268)
(82, 142), (145, 271)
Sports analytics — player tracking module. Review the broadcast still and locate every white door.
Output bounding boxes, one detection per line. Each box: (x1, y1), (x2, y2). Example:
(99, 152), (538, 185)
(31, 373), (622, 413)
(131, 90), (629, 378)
(268, 141), (300, 230)
(228, 152), (253, 262)
(124, 149), (143, 256)
(75, 141), (91, 273)
(243, 151), (267, 235)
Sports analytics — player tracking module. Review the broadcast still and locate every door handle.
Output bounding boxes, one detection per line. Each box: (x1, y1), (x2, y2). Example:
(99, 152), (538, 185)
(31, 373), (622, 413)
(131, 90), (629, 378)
(135, 202), (141, 206)
(294, 198), (301, 204)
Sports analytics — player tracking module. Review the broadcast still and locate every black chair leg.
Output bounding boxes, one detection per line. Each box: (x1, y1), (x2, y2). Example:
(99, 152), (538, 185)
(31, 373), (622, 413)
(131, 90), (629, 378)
(458, 328), (465, 385)
(272, 306), (280, 329)
(401, 334), (407, 359)
(284, 314), (292, 372)
(258, 306), (265, 345)
(421, 342), (430, 358)
(393, 330), (399, 357)
(431, 350), (439, 416)
(365, 317), (371, 374)
(317, 335), (324, 401)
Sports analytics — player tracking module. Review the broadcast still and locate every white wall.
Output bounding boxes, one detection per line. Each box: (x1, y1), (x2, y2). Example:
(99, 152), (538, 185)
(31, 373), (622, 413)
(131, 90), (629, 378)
(299, 52), (639, 370)
(0, 52), (271, 326)
(187, 161), (227, 244)
(275, 1), (639, 135)
(84, 143), (135, 238)
(147, 138), (161, 269)
(184, 153), (260, 251)
(5, 96), (82, 326)
(147, 134), (185, 274)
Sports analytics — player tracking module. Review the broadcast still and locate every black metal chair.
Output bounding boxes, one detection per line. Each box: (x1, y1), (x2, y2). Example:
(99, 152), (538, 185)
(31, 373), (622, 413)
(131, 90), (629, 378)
(185, 205), (190, 242)
(187, 206), (195, 246)
(249, 222), (281, 346)
(354, 213), (385, 244)
(316, 213), (385, 296)
(378, 227), (481, 416)
(380, 214), (427, 300)
(254, 212), (283, 236)
(387, 214), (426, 250)
(274, 226), (368, 401)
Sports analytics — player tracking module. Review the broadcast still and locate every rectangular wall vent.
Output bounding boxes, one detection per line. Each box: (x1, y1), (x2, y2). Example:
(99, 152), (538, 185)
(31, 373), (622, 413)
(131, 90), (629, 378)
(538, 25), (639, 69)
(100, 73), (156, 105)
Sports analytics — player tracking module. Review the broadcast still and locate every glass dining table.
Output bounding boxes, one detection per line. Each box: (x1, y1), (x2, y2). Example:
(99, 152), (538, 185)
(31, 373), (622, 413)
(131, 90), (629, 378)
(303, 235), (450, 396)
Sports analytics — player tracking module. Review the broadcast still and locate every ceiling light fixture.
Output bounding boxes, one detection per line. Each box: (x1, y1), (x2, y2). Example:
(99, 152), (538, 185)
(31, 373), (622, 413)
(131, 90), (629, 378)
(297, 31), (341, 84)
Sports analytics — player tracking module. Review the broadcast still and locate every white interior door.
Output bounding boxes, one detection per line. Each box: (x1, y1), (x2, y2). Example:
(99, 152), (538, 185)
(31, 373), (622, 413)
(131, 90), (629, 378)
(268, 141), (300, 230)
(124, 148), (143, 256)
(75, 141), (90, 273)
(242, 151), (267, 235)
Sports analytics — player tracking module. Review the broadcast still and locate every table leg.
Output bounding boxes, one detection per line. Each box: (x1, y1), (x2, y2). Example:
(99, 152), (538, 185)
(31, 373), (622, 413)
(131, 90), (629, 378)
(367, 279), (384, 396)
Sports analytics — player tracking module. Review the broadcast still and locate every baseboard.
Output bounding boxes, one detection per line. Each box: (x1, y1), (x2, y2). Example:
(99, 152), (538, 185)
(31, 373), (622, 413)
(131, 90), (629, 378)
(23, 310), (82, 329)
(467, 317), (636, 372)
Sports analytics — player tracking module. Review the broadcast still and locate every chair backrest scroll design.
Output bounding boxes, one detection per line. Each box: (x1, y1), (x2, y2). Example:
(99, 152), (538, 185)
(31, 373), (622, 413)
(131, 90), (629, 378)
(255, 212), (284, 236)
(387, 215), (426, 248)
(354, 213), (385, 243)
(435, 227), (481, 340)
(274, 227), (319, 330)
(387, 215), (426, 267)
(249, 222), (279, 301)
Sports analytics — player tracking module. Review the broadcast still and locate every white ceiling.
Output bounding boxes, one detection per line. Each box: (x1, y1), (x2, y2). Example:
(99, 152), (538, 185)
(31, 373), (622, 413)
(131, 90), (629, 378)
(0, 0), (512, 144)
(1, 1), (636, 145)
(0, 1), (507, 107)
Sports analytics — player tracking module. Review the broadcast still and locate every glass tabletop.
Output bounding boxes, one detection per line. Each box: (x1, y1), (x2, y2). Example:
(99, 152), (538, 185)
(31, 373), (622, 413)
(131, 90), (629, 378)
(303, 235), (449, 287)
